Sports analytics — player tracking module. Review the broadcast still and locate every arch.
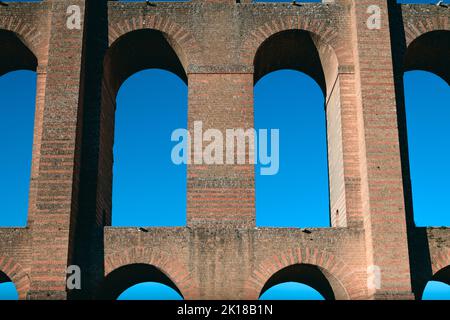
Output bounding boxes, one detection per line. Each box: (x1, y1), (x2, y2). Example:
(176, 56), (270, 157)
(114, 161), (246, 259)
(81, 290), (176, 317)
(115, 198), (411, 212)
(403, 15), (449, 48)
(404, 30), (450, 85)
(104, 28), (188, 100)
(432, 265), (450, 287)
(0, 257), (30, 300)
(420, 263), (450, 300)
(241, 16), (348, 83)
(431, 248), (450, 277)
(102, 248), (196, 299)
(108, 15), (201, 76)
(253, 29), (338, 98)
(98, 263), (183, 300)
(245, 247), (361, 300)
(0, 17), (42, 60)
(260, 264), (340, 300)
(0, 29), (37, 76)
(412, 248), (450, 299)
(0, 272), (18, 300)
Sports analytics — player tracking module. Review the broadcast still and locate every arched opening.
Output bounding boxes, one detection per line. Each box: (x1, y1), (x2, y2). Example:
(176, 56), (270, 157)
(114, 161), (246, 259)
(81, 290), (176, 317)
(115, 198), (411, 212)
(101, 29), (188, 227)
(401, 30), (450, 227)
(0, 271), (18, 301)
(403, 71), (449, 227)
(104, 29), (187, 94)
(260, 282), (325, 300)
(258, 264), (348, 300)
(0, 29), (38, 227)
(0, 30), (37, 76)
(404, 31), (449, 85)
(97, 264), (183, 300)
(112, 69), (187, 226)
(422, 266), (450, 300)
(254, 30), (329, 93)
(255, 70), (329, 227)
(117, 282), (183, 300)
(253, 29), (345, 228)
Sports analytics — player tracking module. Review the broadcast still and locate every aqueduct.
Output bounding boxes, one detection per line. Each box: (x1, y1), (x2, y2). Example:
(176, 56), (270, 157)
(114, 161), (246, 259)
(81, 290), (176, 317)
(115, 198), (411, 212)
(0, 0), (449, 299)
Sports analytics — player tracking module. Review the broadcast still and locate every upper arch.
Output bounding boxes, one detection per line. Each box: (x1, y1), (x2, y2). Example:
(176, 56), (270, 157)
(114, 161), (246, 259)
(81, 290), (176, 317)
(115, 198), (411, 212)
(415, 248), (450, 299)
(431, 247), (450, 278)
(0, 29), (38, 76)
(403, 15), (449, 47)
(252, 29), (337, 97)
(104, 27), (190, 100)
(403, 30), (450, 85)
(242, 17), (342, 63)
(243, 17), (344, 98)
(0, 17), (42, 60)
(242, 17), (347, 85)
(108, 15), (201, 71)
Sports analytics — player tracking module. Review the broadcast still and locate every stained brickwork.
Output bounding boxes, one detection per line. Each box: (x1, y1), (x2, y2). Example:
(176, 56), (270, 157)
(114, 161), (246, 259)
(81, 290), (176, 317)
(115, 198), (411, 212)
(0, 0), (448, 300)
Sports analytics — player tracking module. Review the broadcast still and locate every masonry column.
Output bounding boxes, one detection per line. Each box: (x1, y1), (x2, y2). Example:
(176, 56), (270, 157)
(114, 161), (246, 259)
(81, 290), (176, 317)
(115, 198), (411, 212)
(348, 0), (414, 299)
(187, 72), (255, 229)
(28, 0), (87, 299)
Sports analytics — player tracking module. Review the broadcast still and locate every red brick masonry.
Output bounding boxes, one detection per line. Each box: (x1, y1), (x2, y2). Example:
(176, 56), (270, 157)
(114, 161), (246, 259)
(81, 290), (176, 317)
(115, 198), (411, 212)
(0, 0), (448, 300)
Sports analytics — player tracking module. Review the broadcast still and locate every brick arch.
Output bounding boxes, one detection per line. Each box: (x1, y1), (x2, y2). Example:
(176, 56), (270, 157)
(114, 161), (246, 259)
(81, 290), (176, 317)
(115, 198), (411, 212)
(103, 247), (197, 299)
(245, 247), (363, 300)
(0, 256), (30, 300)
(431, 248), (450, 277)
(108, 15), (201, 69)
(417, 247), (450, 299)
(241, 16), (344, 68)
(0, 16), (42, 59)
(403, 16), (449, 47)
(403, 28), (449, 85)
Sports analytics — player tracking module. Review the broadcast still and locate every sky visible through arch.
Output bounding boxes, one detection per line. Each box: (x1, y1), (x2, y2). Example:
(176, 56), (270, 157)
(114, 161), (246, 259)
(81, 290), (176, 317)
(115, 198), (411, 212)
(0, 0), (449, 300)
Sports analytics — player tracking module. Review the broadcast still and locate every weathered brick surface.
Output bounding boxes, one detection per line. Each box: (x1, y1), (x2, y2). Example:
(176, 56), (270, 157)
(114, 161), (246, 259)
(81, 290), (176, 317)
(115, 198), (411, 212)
(0, 0), (448, 300)
(103, 226), (367, 300)
(0, 229), (31, 299)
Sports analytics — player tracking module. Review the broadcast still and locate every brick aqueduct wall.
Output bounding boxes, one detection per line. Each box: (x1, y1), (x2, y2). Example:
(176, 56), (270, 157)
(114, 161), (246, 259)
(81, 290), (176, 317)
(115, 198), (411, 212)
(0, 0), (449, 300)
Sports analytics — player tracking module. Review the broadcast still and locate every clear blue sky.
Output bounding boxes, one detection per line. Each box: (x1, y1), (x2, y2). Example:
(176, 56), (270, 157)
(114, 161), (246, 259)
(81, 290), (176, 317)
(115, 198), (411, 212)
(0, 0), (449, 301)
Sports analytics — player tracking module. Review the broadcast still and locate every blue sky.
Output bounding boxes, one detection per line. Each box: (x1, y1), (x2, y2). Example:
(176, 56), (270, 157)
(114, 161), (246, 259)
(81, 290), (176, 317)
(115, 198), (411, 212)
(0, 0), (449, 301)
